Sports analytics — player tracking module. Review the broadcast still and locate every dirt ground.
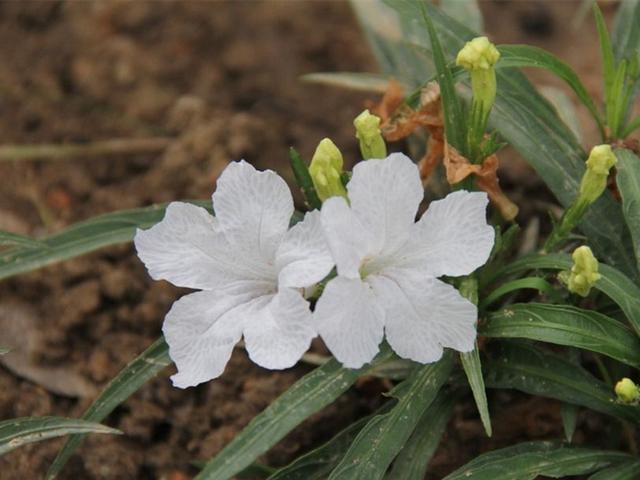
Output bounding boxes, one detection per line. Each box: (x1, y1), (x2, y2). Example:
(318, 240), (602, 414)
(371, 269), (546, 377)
(0, 1), (627, 479)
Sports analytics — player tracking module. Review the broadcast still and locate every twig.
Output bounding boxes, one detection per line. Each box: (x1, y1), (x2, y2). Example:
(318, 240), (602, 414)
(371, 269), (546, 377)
(0, 137), (172, 161)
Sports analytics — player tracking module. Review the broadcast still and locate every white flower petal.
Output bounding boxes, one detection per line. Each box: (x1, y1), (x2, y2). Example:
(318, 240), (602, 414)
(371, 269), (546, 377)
(243, 288), (316, 369)
(135, 202), (274, 292)
(369, 271), (477, 363)
(213, 160), (294, 260)
(163, 290), (250, 388)
(276, 210), (334, 289)
(314, 276), (384, 368)
(399, 190), (494, 278)
(320, 196), (375, 279)
(348, 153), (424, 253)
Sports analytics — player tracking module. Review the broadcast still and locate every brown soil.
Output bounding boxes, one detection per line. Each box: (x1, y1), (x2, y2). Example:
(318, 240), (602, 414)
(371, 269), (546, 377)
(0, 1), (627, 479)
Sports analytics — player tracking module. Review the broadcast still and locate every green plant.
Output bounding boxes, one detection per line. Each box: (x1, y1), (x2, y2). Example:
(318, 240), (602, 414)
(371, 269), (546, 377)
(1, 1), (640, 478)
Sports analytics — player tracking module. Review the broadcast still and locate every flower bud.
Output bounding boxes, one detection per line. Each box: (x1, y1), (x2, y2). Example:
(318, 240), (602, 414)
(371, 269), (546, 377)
(456, 36), (500, 72)
(615, 377), (640, 404)
(456, 37), (500, 162)
(354, 109), (387, 160)
(559, 246), (601, 297)
(309, 138), (347, 201)
(578, 144), (617, 205)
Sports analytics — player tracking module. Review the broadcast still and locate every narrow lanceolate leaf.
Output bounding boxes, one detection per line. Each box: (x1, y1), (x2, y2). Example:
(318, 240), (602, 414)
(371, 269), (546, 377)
(301, 72), (392, 93)
(289, 148), (322, 210)
(460, 346), (491, 437)
(0, 200), (211, 282)
(494, 253), (640, 337)
(483, 303), (640, 368)
(612, 0), (640, 63)
(561, 402), (579, 443)
(589, 459), (640, 480)
(594, 3), (616, 114)
(0, 417), (120, 456)
(484, 342), (640, 423)
(442, 441), (631, 480)
(561, 349), (581, 443)
(267, 406), (392, 480)
(614, 148), (640, 273)
(349, 0), (433, 88)
(196, 351), (393, 480)
(422, 9), (466, 154)
(440, 0), (483, 33)
(495, 45), (604, 136)
(0, 230), (45, 249)
(384, 391), (455, 480)
(328, 353), (453, 480)
(47, 338), (171, 479)
(0, 347), (9, 355)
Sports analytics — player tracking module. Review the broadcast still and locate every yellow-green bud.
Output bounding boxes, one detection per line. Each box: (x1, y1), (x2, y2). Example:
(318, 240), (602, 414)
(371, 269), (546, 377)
(354, 109), (387, 160)
(309, 138), (347, 201)
(456, 36), (500, 71)
(559, 246), (601, 297)
(456, 37), (500, 159)
(578, 144), (617, 205)
(615, 377), (640, 404)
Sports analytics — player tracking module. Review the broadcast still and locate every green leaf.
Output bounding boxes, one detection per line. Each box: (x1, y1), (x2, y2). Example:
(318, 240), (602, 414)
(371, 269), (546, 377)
(440, 0), (483, 33)
(594, 3), (617, 125)
(0, 230), (45, 249)
(267, 405), (391, 480)
(482, 303), (640, 369)
(0, 347), (9, 355)
(289, 148), (321, 210)
(614, 148), (640, 272)
(349, 0), (432, 88)
(47, 338), (171, 479)
(495, 44), (604, 137)
(494, 253), (640, 337)
(612, 0), (640, 63)
(0, 417), (120, 456)
(422, 7), (466, 154)
(480, 277), (554, 309)
(442, 441), (630, 479)
(589, 459), (640, 480)
(540, 86), (584, 143)
(384, 390), (455, 480)
(561, 402), (579, 443)
(460, 346), (491, 437)
(0, 202), (304, 283)
(301, 72), (392, 93)
(0, 200), (211, 282)
(195, 350), (393, 480)
(621, 114), (640, 137)
(328, 353), (453, 480)
(484, 342), (640, 423)
(560, 348), (581, 443)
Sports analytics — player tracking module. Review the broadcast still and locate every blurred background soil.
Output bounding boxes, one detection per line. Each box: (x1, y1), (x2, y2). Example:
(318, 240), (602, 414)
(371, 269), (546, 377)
(0, 1), (625, 479)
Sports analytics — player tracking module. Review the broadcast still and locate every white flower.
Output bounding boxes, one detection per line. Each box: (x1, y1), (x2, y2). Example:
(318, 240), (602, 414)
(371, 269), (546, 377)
(134, 161), (333, 388)
(314, 153), (494, 368)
